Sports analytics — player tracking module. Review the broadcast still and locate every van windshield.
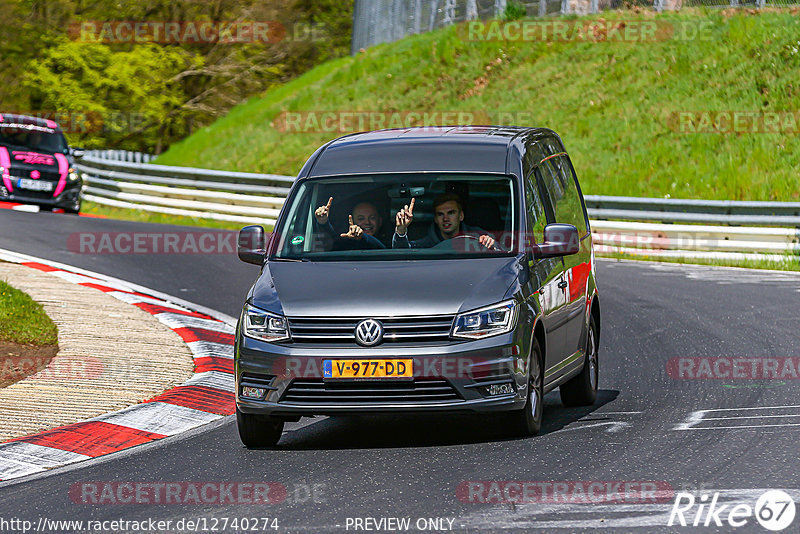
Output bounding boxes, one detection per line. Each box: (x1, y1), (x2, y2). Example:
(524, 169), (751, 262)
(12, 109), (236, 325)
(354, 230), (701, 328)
(0, 124), (67, 153)
(272, 173), (518, 261)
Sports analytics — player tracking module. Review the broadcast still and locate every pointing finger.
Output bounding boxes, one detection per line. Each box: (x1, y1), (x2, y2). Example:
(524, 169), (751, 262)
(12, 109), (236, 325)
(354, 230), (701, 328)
(348, 214), (353, 225)
(326, 197), (333, 210)
(408, 197), (415, 215)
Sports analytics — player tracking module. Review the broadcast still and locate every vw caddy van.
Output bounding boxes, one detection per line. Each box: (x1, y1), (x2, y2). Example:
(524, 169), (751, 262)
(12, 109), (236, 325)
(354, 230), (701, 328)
(235, 126), (600, 447)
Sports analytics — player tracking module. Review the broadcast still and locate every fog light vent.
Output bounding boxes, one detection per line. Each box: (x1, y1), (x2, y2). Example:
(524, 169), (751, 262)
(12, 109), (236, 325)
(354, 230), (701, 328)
(241, 386), (266, 400)
(239, 372), (277, 401)
(487, 383), (515, 396)
(466, 372), (516, 397)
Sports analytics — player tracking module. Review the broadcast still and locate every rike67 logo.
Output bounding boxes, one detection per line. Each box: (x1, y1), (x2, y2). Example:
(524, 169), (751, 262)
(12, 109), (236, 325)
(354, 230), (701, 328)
(669, 490), (796, 531)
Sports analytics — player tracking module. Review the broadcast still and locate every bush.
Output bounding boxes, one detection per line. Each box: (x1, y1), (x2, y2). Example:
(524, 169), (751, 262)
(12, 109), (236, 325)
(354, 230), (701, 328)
(503, 1), (528, 20)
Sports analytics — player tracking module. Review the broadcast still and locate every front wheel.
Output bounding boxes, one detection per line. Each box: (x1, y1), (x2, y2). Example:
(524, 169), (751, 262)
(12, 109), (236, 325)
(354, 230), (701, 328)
(560, 315), (599, 407)
(236, 408), (284, 448)
(63, 197), (81, 214)
(506, 339), (544, 437)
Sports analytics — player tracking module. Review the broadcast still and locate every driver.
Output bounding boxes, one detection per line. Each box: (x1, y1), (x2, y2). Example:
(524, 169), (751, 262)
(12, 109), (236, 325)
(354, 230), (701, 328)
(392, 193), (497, 250)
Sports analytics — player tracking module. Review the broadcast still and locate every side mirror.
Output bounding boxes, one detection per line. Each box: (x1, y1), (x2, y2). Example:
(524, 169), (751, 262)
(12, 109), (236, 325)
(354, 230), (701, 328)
(70, 147), (85, 159)
(238, 225), (266, 265)
(532, 223), (580, 259)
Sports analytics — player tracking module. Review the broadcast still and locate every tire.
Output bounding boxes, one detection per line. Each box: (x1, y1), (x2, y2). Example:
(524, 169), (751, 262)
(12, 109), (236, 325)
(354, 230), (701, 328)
(560, 315), (599, 407)
(64, 198), (81, 214)
(506, 339), (544, 437)
(236, 407), (284, 448)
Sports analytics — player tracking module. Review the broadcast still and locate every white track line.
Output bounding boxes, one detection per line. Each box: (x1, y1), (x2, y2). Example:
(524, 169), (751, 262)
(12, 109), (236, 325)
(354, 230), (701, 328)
(91, 402), (222, 436)
(154, 312), (235, 333)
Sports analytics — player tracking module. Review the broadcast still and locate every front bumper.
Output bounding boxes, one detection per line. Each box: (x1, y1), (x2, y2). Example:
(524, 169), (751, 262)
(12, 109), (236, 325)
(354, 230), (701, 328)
(235, 331), (530, 417)
(0, 180), (82, 210)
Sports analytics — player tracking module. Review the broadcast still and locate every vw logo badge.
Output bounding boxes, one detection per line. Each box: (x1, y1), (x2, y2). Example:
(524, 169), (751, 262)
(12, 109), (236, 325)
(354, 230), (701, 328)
(354, 319), (384, 347)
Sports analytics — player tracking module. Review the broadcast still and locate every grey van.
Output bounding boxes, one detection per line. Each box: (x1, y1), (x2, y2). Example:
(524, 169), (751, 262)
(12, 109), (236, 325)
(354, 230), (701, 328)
(235, 126), (600, 447)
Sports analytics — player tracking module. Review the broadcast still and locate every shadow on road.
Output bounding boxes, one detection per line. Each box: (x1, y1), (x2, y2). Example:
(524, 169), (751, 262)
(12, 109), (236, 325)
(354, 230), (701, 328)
(273, 389), (621, 450)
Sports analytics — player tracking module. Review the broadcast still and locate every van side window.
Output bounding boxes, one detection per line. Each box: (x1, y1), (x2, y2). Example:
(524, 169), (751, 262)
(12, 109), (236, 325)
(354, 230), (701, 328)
(524, 175), (547, 246)
(552, 155), (589, 237)
(540, 158), (587, 237)
(557, 154), (591, 236)
(535, 161), (560, 223)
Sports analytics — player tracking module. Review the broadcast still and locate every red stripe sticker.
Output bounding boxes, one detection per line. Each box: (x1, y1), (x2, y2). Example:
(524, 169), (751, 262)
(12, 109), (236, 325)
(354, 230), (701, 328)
(15, 421), (166, 457)
(146, 386), (235, 415)
(134, 302), (211, 319)
(172, 327), (234, 345)
(193, 356), (235, 374)
(20, 262), (61, 272)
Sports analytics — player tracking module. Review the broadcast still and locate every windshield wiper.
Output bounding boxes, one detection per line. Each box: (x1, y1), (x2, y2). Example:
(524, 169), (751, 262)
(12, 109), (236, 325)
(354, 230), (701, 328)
(270, 257), (309, 262)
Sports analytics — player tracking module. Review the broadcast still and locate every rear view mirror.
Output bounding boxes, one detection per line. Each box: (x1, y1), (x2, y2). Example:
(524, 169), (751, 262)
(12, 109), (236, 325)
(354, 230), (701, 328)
(238, 225), (266, 265)
(532, 223), (580, 259)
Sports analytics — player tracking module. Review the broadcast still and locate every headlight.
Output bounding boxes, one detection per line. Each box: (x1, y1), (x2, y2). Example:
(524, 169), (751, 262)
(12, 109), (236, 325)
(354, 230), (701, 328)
(68, 168), (79, 181)
(242, 304), (290, 342)
(452, 300), (518, 340)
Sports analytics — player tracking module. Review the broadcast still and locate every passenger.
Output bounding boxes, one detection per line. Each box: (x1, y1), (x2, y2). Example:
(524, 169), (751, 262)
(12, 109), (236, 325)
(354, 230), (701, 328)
(392, 193), (498, 250)
(313, 197), (386, 250)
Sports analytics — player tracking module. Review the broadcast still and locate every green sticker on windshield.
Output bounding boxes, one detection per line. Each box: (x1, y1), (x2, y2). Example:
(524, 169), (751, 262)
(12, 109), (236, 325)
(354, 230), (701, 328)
(291, 236), (304, 245)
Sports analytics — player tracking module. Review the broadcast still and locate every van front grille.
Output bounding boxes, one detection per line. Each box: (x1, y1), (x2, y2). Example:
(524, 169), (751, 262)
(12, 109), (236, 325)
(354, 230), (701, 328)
(286, 316), (454, 345)
(279, 378), (462, 405)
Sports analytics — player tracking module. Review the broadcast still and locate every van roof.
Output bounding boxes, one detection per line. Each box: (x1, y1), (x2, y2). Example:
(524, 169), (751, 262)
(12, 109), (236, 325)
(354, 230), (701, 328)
(0, 113), (62, 131)
(303, 126), (556, 177)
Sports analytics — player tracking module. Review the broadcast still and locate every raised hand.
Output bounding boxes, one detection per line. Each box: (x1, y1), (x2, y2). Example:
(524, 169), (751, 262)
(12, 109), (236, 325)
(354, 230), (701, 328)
(340, 214), (364, 240)
(394, 197), (415, 235)
(314, 196), (333, 224)
(479, 234), (496, 250)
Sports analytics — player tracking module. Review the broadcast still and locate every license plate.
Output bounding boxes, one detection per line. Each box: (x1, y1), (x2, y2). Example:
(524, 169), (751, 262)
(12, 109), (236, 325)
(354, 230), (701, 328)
(323, 359), (413, 379)
(17, 178), (53, 192)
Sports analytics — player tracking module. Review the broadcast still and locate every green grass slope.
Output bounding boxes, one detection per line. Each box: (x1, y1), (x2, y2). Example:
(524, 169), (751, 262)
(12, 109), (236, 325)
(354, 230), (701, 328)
(155, 9), (800, 201)
(0, 280), (58, 346)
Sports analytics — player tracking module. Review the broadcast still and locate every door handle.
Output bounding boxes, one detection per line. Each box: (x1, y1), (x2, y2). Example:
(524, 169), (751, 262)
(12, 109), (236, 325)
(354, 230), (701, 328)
(557, 280), (567, 289)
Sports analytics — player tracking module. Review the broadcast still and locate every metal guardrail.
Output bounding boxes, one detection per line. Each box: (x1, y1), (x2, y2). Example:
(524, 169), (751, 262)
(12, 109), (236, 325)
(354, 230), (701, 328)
(75, 151), (800, 261)
(85, 149), (155, 163)
(76, 153), (294, 225)
(585, 195), (800, 227)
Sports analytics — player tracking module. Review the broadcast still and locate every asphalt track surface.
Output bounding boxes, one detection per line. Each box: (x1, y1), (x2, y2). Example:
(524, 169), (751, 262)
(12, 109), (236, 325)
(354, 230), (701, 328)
(1, 208), (800, 533)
